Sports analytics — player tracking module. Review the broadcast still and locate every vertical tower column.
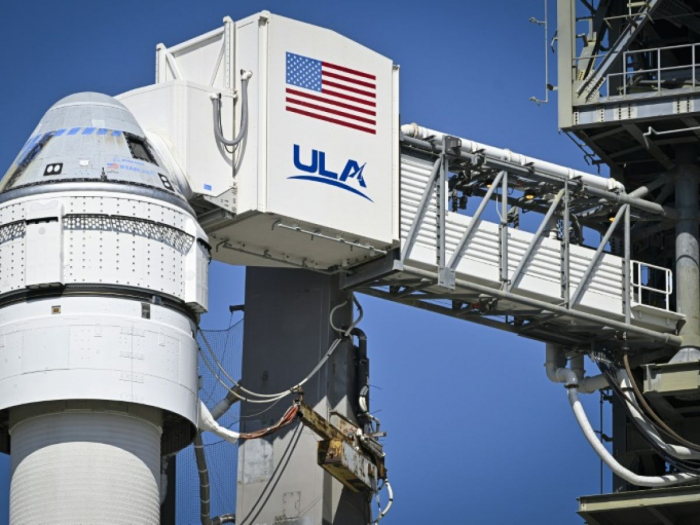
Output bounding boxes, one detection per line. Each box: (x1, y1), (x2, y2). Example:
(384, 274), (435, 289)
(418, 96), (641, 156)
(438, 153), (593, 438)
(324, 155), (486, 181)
(236, 268), (369, 524)
(673, 145), (700, 360)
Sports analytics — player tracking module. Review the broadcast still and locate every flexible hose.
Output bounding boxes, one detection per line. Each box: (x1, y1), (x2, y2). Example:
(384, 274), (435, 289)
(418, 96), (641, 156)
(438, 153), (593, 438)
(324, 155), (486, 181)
(598, 364), (700, 474)
(567, 386), (697, 487)
(194, 433), (213, 525)
(194, 433), (237, 525)
(622, 383), (700, 460)
(199, 398), (298, 442)
(213, 72), (251, 148)
(198, 400), (241, 444)
(371, 479), (394, 524)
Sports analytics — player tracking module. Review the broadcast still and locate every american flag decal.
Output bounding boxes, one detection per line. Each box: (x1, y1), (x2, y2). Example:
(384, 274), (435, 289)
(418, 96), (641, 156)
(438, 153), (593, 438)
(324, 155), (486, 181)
(285, 52), (377, 135)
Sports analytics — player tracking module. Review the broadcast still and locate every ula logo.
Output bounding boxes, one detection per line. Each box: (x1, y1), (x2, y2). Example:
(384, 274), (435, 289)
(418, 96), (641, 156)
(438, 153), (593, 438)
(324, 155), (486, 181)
(288, 144), (372, 202)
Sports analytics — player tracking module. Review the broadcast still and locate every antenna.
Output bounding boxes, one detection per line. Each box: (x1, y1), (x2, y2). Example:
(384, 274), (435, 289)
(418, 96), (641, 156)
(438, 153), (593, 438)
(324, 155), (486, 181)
(529, 0), (554, 105)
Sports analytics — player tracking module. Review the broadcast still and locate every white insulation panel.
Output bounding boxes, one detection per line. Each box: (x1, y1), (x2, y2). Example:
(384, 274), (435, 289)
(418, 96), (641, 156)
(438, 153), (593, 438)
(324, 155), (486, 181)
(0, 296), (199, 425)
(0, 192), (209, 311)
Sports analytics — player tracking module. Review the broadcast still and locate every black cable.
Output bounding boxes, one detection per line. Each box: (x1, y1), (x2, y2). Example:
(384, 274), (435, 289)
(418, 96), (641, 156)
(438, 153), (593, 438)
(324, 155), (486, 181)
(623, 353), (700, 453)
(602, 370), (700, 474)
(237, 423), (303, 525)
(594, 356), (700, 470)
(203, 313), (238, 405)
(596, 361), (700, 474)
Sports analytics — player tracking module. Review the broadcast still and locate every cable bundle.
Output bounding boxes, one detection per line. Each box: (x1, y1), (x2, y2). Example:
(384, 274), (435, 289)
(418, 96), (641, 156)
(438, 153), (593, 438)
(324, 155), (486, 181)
(593, 350), (700, 476)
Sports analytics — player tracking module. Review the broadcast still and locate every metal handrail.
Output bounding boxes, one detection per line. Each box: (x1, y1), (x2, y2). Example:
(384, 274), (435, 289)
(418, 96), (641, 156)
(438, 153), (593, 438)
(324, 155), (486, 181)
(631, 260), (672, 311)
(600, 43), (700, 99)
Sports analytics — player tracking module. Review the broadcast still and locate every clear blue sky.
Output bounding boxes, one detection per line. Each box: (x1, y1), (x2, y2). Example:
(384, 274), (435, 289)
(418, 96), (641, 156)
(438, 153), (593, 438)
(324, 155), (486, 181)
(0, 1), (610, 523)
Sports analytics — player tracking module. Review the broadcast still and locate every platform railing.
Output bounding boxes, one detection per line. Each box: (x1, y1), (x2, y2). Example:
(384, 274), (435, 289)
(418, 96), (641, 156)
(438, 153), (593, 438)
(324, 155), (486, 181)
(631, 260), (673, 311)
(602, 43), (700, 100)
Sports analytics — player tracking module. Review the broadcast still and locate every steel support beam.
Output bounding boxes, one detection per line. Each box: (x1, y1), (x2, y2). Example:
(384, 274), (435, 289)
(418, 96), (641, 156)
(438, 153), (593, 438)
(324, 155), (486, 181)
(401, 266), (681, 346)
(624, 123), (675, 170)
(359, 286), (583, 346)
(570, 204), (628, 308)
(447, 171), (505, 269)
(400, 157), (441, 264)
(577, 0), (663, 102)
(557, 0), (576, 129)
(508, 189), (564, 292)
(437, 137), (449, 268)
(499, 172), (509, 285)
(562, 183), (571, 306)
(624, 204), (631, 325)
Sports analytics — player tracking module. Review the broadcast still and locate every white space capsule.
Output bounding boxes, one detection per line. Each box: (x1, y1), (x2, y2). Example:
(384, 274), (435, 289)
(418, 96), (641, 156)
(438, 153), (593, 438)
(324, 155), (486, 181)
(0, 93), (209, 523)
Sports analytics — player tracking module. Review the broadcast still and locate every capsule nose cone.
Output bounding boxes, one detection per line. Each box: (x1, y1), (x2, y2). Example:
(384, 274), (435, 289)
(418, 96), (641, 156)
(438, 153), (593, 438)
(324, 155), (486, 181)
(40, 92), (141, 134)
(0, 92), (189, 206)
(49, 92), (131, 113)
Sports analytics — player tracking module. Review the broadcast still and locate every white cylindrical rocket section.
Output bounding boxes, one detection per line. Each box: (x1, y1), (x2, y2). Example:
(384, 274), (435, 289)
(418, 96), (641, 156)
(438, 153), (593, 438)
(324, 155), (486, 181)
(10, 405), (162, 524)
(0, 92), (210, 523)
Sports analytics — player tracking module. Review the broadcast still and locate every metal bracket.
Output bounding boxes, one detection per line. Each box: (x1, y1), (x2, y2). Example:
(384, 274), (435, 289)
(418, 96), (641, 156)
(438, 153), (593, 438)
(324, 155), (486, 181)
(443, 135), (462, 152)
(340, 251), (403, 290)
(296, 401), (385, 492)
(437, 267), (456, 291)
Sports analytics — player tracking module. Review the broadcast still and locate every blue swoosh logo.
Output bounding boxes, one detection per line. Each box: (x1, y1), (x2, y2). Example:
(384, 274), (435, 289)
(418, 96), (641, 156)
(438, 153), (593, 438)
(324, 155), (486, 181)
(288, 175), (373, 202)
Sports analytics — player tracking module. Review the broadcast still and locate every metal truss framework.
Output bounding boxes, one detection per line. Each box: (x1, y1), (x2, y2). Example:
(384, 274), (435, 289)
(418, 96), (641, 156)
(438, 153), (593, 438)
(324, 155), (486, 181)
(341, 135), (683, 352)
(558, 0), (700, 177)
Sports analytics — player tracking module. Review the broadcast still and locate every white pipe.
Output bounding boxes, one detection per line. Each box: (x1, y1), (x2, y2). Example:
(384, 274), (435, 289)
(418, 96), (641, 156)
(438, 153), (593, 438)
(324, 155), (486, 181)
(198, 400), (240, 445)
(618, 373), (700, 460)
(401, 123), (625, 192)
(568, 387), (697, 487)
(545, 344), (607, 393)
(546, 344), (570, 383)
(570, 354), (585, 383)
(578, 374), (610, 394)
(546, 346), (699, 482)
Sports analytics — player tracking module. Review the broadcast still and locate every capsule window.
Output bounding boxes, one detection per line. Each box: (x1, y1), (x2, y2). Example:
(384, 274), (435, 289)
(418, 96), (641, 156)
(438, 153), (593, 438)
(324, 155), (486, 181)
(44, 163), (63, 176)
(1, 132), (55, 191)
(124, 132), (158, 166)
(159, 174), (174, 191)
